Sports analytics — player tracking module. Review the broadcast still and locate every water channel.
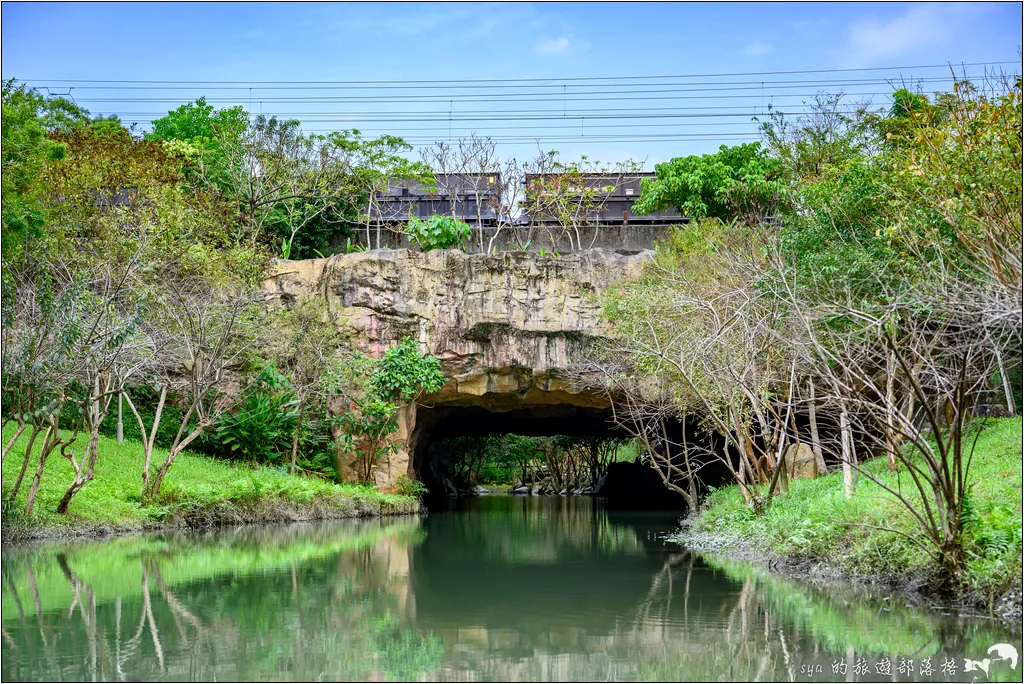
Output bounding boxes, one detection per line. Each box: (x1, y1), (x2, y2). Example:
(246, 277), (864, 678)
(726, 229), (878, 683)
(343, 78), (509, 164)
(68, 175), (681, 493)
(2, 496), (1020, 682)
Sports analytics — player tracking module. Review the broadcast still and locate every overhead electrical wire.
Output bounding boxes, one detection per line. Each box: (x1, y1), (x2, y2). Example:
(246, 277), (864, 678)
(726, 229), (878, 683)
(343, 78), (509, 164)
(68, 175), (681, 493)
(24, 59), (1017, 152)
(20, 60), (1016, 86)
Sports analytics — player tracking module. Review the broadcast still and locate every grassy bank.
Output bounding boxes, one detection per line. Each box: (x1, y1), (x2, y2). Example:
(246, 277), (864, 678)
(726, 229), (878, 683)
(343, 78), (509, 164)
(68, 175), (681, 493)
(1, 427), (419, 542)
(677, 417), (1023, 617)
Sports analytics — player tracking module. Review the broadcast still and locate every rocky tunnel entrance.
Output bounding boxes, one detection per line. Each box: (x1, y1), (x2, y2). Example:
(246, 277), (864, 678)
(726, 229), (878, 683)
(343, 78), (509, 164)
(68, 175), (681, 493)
(406, 394), (729, 511)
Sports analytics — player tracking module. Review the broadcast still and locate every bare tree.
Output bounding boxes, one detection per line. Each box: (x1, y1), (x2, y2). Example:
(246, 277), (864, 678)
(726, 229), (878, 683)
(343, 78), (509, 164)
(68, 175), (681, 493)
(522, 152), (643, 252)
(585, 220), (800, 509)
(771, 238), (1006, 583)
(138, 284), (257, 501)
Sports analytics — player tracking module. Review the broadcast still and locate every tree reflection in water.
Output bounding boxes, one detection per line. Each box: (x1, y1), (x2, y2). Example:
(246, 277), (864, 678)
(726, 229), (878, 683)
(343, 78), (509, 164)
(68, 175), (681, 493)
(1, 499), (1018, 682)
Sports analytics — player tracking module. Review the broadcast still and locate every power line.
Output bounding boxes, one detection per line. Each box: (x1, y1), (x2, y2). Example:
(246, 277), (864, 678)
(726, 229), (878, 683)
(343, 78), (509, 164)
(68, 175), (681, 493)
(66, 83), (972, 107)
(21, 75), (975, 94)
(18, 60), (1017, 86)
(31, 59), (1017, 156)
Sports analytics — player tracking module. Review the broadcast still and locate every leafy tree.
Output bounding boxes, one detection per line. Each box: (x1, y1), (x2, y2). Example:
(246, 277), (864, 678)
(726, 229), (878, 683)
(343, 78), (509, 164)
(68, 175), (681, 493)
(146, 96), (248, 190)
(633, 142), (785, 224)
(328, 338), (445, 484)
(369, 338), (446, 403)
(1, 79), (89, 262)
(757, 93), (876, 183)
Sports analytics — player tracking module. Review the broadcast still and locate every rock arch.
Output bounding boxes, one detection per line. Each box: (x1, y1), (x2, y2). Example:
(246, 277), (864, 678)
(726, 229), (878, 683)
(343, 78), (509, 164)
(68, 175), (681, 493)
(263, 248), (652, 488)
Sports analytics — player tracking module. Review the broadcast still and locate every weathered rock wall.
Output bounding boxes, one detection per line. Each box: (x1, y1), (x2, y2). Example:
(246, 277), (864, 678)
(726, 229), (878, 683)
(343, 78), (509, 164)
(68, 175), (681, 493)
(263, 248), (652, 487)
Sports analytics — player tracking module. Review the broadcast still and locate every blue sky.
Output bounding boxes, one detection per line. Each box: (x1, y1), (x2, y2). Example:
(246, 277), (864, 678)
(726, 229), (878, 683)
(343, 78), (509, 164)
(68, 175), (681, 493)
(3, 2), (1021, 166)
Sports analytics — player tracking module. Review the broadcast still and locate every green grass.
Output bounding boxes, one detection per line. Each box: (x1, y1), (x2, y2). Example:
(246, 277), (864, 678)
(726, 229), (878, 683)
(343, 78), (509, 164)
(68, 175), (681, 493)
(1, 426), (418, 538)
(684, 417), (1023, 605)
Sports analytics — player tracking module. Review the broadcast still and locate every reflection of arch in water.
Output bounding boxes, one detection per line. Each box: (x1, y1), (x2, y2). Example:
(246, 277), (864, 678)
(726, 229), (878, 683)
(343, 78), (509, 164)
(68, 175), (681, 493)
(408, 496), (715, 631)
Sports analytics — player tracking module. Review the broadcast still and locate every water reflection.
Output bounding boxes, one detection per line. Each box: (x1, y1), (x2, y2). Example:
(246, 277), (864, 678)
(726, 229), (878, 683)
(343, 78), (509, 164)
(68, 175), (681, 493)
(1, 498), (1019, 682)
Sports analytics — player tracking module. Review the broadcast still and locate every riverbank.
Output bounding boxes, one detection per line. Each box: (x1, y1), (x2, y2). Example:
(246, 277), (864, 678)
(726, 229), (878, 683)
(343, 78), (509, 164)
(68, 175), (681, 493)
(1, 427), (419, 544)
(673, 417), (1023, 626)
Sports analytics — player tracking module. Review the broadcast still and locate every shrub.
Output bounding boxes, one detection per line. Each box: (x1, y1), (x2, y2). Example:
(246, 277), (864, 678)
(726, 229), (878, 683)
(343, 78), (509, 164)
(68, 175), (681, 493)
(369, 338), (446, 402)
(394, 474), (429, 498)
(215, 363), (298, 463)
(405, 215), (471, 251)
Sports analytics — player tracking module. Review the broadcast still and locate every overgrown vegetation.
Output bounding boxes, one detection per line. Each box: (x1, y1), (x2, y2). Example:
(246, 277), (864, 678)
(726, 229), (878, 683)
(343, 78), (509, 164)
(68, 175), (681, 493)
(433, 433), (637, 493)
(1, 79), (450, 527)
(589, 69), (1022, 598)
(687, 418), (1022, 607)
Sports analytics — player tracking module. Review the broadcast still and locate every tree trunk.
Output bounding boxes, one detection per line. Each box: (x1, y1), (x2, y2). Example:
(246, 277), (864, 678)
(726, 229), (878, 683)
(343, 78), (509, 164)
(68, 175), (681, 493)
(132, 386), (169, 497)
(885, 350), (899, 469)
(9, 425), (44, 502)
(147, 456), (175, 502)
(24, 423), (61, 516)
(290, 401), (306, 475)
(807, 379), (827, 476)
(2, 421), (27, 463)
(365, 195), (374, 249)
(840, 402), (856, 499)
(992, 340), (1016, 417)
(117, 394), (124, 444)
(56, 420), (103, 514)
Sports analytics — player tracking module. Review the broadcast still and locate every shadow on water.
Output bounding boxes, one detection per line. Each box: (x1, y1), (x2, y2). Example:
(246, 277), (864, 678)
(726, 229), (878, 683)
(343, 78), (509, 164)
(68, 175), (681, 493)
(1, 497), (1020, 682)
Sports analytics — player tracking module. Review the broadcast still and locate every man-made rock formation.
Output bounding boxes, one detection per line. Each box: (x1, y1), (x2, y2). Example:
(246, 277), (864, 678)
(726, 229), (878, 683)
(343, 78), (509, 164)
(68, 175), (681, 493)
(782, 443), (819, 479)
(263, 248), (652, 488)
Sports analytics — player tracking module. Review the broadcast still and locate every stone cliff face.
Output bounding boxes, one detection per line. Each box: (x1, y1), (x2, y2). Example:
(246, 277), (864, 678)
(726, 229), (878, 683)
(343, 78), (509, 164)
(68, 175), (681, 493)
(263, 248), (652, 486)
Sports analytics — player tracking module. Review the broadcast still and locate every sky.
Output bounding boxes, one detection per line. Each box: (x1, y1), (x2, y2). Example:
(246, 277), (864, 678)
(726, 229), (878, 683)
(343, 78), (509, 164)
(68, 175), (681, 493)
(2, 2), (1021, 168)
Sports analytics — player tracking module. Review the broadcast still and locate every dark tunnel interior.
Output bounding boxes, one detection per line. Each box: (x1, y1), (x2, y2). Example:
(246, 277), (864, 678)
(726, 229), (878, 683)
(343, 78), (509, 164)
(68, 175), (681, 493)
(409, 402), (736, 510)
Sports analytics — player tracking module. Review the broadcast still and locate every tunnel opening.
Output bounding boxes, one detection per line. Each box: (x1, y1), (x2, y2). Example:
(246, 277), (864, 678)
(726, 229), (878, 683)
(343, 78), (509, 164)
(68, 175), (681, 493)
(408, 399), (734, 511)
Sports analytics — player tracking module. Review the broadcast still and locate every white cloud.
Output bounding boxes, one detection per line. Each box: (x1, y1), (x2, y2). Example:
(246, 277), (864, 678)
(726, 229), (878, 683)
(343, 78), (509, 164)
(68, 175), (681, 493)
(535, 36), (572, 54)
(839, 3), (982, 68)
(744, 41), (772, 57)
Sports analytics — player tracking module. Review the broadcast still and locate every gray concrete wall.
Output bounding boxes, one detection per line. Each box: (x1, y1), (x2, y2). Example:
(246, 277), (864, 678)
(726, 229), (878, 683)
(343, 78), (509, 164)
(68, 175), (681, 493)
(335, 223), (676, 254)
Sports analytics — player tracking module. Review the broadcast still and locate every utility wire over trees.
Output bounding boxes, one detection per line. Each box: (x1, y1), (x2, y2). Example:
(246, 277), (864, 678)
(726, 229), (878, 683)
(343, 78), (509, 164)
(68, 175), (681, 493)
(24, 60), (1017, 148)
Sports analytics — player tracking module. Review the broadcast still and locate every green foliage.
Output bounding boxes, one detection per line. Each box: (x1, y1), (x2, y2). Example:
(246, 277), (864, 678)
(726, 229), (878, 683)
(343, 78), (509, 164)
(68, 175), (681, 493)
(318, 338), (445, 484)
(146, 96), (249, 187)
(369, 338), (446, 403)
(634, 142), (785, 223)
(405, 215), (472, 251)
(215, 364), (299, 463)
(394, 474), (429, 498)
(336, 396), (399, 483)
(1, 79), (89, 260)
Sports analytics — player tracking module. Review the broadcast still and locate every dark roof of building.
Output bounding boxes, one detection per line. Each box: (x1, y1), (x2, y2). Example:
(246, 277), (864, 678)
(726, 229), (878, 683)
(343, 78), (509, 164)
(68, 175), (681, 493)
(383, 173), (502, 198)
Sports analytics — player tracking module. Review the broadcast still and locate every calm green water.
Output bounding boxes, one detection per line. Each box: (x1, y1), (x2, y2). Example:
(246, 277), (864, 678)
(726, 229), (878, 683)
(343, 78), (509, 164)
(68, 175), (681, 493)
(2, 496), (1020, 682)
